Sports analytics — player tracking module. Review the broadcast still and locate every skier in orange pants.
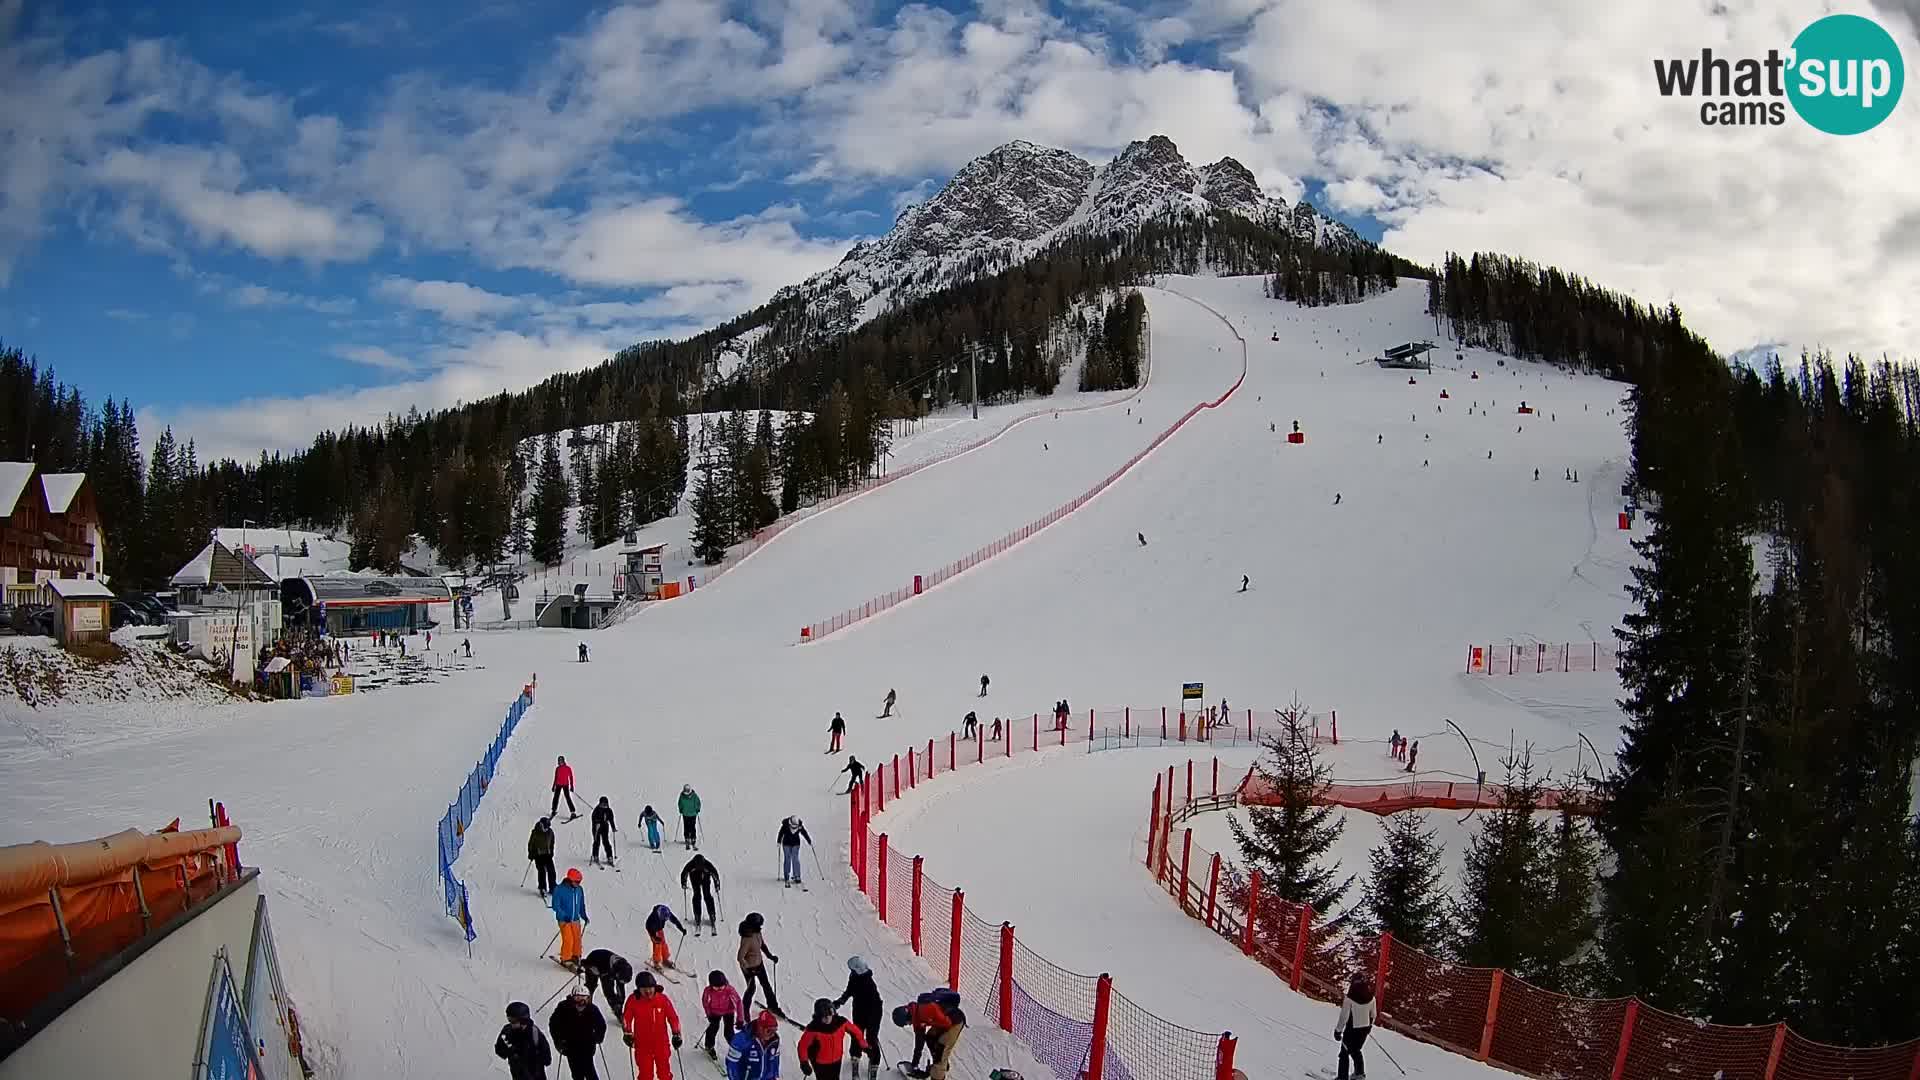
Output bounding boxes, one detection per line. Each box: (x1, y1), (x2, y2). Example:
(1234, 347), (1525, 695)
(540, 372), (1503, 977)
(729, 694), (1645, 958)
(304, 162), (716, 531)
(624, 971), (684, 1080)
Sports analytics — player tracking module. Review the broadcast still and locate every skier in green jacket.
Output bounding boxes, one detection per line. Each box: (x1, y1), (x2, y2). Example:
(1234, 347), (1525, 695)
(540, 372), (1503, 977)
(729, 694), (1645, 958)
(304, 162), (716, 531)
(679, 785), (702, 849)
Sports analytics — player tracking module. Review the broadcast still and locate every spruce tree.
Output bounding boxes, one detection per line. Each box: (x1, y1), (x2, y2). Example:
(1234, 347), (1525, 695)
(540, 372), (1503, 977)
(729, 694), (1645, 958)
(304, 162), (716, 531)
(687, 452), (731, 565)
(1537, 808), (1600, 993)
(1454, 752), (1551, 975)
(1227, 697), (1351, 913)
(1360, 811), (1450, 952)
(529, 434), (569, 566)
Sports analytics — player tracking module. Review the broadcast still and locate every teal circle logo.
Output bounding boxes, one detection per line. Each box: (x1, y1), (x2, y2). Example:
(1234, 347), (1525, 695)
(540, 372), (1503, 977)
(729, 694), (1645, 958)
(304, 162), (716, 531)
(1787, 14), (1904, 134)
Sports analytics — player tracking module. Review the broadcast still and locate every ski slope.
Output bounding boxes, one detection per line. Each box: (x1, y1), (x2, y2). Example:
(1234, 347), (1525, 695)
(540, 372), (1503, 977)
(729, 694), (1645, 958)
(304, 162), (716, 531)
(0, 277), (1636, 1080)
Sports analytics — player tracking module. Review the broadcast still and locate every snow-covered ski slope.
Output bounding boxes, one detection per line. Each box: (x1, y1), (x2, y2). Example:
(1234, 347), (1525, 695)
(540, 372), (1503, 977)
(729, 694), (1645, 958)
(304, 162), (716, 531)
(0, 277), (1635, 1080)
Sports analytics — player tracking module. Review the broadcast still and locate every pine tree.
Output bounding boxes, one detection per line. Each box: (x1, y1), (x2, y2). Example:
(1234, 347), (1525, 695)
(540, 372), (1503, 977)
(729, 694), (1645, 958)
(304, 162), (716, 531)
(1454, 753), (1551, 975)
(1537, 808), (1600, 993)
(529, 434), (570, 566)
(1228, 697), (1351, 912)
(687, 452), (731, 565)
(1360, 811), (1451, 952)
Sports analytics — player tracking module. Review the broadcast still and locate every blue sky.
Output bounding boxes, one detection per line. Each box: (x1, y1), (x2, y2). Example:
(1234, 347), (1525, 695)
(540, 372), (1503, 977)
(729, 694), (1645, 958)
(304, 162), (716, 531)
(0, 0), (1912, 459)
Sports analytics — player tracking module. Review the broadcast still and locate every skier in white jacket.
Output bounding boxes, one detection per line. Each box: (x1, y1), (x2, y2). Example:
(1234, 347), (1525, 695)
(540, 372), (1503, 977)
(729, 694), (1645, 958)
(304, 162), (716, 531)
(1333, 974), (1376, 1079)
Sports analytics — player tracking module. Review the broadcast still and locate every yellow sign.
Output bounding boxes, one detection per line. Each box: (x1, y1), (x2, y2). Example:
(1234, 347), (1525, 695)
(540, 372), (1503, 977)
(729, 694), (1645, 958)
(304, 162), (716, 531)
(330, 675), (355, 696)
(1181, 681), (1204, 700)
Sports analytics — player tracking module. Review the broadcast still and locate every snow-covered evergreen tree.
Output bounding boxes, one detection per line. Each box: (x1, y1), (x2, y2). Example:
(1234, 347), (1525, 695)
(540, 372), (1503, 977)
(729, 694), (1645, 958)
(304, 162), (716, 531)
(1361, 811), (1451, 952)
(1228, 697), (1351, 913)
(529, 434), (570, 566)
(688, 451), (731, 565)
(1454, 752), (1551, 974)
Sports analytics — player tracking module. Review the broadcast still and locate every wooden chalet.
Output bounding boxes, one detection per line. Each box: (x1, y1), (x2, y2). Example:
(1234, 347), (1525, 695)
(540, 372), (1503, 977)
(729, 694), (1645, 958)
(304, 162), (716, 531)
(0, 463), (106, 606)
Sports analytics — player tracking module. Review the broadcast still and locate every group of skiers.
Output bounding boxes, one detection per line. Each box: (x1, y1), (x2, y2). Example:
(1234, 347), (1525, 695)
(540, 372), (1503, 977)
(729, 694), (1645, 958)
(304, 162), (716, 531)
(1385, 731), (1418, 772)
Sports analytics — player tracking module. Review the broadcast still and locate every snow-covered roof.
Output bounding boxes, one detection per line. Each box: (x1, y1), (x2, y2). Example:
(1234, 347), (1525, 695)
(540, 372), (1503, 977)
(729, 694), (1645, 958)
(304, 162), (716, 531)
(171, 540), (276, 588)
(47, 578), (114, 599)
(171, 543), (218, 587)
(38, 473), (86, 513)
(0, 462), (34, 517)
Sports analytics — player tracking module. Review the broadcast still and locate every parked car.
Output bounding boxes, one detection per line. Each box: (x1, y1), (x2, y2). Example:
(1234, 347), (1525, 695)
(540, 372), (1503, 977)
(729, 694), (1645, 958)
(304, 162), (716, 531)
(121, 593), (170, 623)
(110, 601), (149, 629)
(9, 604), (49, 635)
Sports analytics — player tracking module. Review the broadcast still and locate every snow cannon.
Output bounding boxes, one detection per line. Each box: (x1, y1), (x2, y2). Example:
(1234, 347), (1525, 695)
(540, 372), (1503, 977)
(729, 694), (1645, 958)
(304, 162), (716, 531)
(1287, 420), (1305, 445)
(1517, 400), (1534, 415)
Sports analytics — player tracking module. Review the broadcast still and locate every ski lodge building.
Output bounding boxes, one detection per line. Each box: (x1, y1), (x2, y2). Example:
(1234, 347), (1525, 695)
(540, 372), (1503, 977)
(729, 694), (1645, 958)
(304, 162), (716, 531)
(0, 463), (106, 606)
(280, 575), (453, 636)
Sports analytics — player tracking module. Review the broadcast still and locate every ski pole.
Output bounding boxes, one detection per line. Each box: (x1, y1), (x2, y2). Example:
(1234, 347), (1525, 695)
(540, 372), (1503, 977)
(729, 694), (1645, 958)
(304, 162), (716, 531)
(542, 927), (561, 959)
(599, 1043), (614, 1080)
(522, 860), (533, 888)
(676, 1037), (688, 1080)
(1374, 1036), (1407, 1075)
(539, 974), (576, 1010)
(809, 842), (826, 882)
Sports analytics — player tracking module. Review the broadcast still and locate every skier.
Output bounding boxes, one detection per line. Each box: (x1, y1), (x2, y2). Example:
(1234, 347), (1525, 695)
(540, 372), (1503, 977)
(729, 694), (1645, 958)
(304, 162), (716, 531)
(978, 674), (989, 698)
(839, 756), (866, 795)
(679, 785), (702, 848)
(1240, 575), (1249, 593)
(881, 689), (896, 718)
(828, 712), (847, 753)
(425, 629), (432, 650)
(1334, 492), (1342, 505)
(1534, 468), (1540, 481)
(621, 971), (683, 1080)
(832, 957), (884, 1080)
(529, 817), (559, 899)
(591, 797), (618, 866)
(646, 903), (687, 971)
(553, 868), (589, 970)
(1404, 740), (1419, 773)
(682, 852), (722, 930)
(989, 717), (1002, 741)
(641, 805), (665, 851)
(579, 642), (590, 662)
(498, 1001), (555, 1080)
(737, 912), (782, 1015)
(778, 817), (813, 886)
(1332, 974), (1376, 1080)
(726, 1012), (783, 1080)
(550, 984), (609, 1080)
(581, 949), (635, 1015)
(798, 999), (869, 1080)
(552, 756), (578, 818)
(962, 712), (977, 739)
(464, 638), (474, 657)
(1137, 532), (1147, 547)
(703, 971), (745, 1057)
(893, 989), (964, 1080)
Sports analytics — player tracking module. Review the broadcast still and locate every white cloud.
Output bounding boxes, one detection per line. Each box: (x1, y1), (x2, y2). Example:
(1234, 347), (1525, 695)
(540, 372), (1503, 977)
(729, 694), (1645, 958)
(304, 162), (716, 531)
(330, 344), (418, 373)
(224, 281), (355, 314)
(95, 146), (383, 263)
(374, 277), (522, 322)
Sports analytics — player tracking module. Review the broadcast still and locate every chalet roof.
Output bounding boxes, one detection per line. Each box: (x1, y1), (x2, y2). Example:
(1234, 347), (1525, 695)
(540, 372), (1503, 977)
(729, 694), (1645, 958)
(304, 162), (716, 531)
(47, 578), (114, 599)
(39, 473), (86, 513)
(0, 463), (32, 517)
(170, 541), (277, 589)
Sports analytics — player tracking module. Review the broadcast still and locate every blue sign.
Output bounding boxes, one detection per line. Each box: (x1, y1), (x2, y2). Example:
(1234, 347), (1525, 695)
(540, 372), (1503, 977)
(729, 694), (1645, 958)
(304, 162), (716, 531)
(198, 951), (261, 1080)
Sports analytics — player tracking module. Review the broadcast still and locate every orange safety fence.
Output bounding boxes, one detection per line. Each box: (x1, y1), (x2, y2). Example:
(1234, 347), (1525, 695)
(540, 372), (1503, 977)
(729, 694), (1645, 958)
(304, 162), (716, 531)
(0, 816), (245, 1031)
(847, 714), (1239, 1080)
(1146, 766), (1920, 1080)
(1467, 640), (1620, 675)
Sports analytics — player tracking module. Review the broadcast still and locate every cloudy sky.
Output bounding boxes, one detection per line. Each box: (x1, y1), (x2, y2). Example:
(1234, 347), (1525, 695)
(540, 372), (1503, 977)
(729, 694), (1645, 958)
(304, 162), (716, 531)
(0, 0), (1914, 460)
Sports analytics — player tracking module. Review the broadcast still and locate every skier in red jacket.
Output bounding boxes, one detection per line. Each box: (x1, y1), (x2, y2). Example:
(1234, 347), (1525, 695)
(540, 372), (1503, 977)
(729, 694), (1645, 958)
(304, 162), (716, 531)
(623, 971), (684, 1080)
(552, 756), (577, 817)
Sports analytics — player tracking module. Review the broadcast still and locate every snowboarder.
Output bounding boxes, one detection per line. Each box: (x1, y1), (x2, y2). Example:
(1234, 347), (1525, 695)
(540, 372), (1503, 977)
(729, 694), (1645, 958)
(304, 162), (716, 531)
(679, 785), (702, 848)
(737, 912), (782, 1015)
(798, 998), (869, 1080)
(1137, 533), (1147, 547)
(621, 972), (683, 1080)
(646, 903), (687, 971)
(579, 642), (590, 662)
(978, 674), (989, 698)
(828, 712), (847, 753)
(839, 756), (866, 795)
(591, 797), (618, 865)
(962, 712), (977, 739)
(833, 957), (884, 1080)
(581, 949), (635, 1015)
(553, 868), (589, 969)
(498, 1001), (555, 1080)
(529, 817), (558, 898)
(1404, 740), (1419, 773)
(703, 971), (745, 1056)
(682, 852), (722, 929)
(1332, 974), (1376, 1080)
(726, 1012), (783, 1080)
(881, 689), (896, 718)
(894, 989), (964, 1080)
(641, 805), (664, 851)
(1240, 575), (1249, 593)
(552, 757), (578, 817)
(778, 817), (813, 885)
(550, 985), (609, 1080)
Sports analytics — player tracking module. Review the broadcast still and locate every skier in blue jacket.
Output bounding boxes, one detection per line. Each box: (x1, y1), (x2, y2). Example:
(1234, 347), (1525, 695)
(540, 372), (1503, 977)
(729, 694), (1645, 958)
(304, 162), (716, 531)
(727, 1011), (783, 1080)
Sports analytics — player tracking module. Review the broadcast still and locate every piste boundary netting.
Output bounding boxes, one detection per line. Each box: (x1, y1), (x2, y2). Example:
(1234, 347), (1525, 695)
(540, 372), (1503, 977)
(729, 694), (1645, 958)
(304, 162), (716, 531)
(436, 677), (537, 944)
(1145, 773), (1920, 1080)
(847, 717), (1237, 1080)
(800, 309), (1247, 645)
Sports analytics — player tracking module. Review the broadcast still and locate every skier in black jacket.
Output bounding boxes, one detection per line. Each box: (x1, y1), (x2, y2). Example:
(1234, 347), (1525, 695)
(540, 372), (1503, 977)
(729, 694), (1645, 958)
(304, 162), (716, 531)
(777, 817), (813, 886)
(497, 1001), (554, 1080)
(529, 818), (558, 898)
(591, 797), (618, 865)
(549, 986), (609, 1080)
(681, 854), (721, 930)
(580, 949), (634, 1015)
(832, 956), (885, 1080)
(838, 756), (866, 795)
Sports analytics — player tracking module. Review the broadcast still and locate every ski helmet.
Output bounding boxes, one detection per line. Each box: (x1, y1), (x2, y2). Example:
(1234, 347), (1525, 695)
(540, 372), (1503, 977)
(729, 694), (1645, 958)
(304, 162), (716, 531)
(892, 1005), (913, 1027)
(569, 985), (591, 1000)
(683, 784), (693, 793)
(813, 998), (835, 1020)
(611, 957), (634, 981)
(753, 1011), (780, 1035)
(506, 1001), (532, 1021)
(538, 816), (551, 827)
(635, 971), (658, 991)
(745, 912), (764, 929)
(709, 970), (728, 988)
(565, 867), (583, 883)
(847, 956), (870, 975)
(599, 796), (609, 805)
(655, 904), (671, 919)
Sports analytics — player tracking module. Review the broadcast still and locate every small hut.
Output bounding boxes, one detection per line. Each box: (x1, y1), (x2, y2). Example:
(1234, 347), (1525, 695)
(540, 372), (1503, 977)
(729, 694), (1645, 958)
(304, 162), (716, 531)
(46, 577), (114, 648)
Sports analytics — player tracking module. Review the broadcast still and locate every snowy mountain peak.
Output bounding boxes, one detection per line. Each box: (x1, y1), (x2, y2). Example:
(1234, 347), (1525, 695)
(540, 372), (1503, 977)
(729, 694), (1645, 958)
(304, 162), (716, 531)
(1197, 157), (1264, 216)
